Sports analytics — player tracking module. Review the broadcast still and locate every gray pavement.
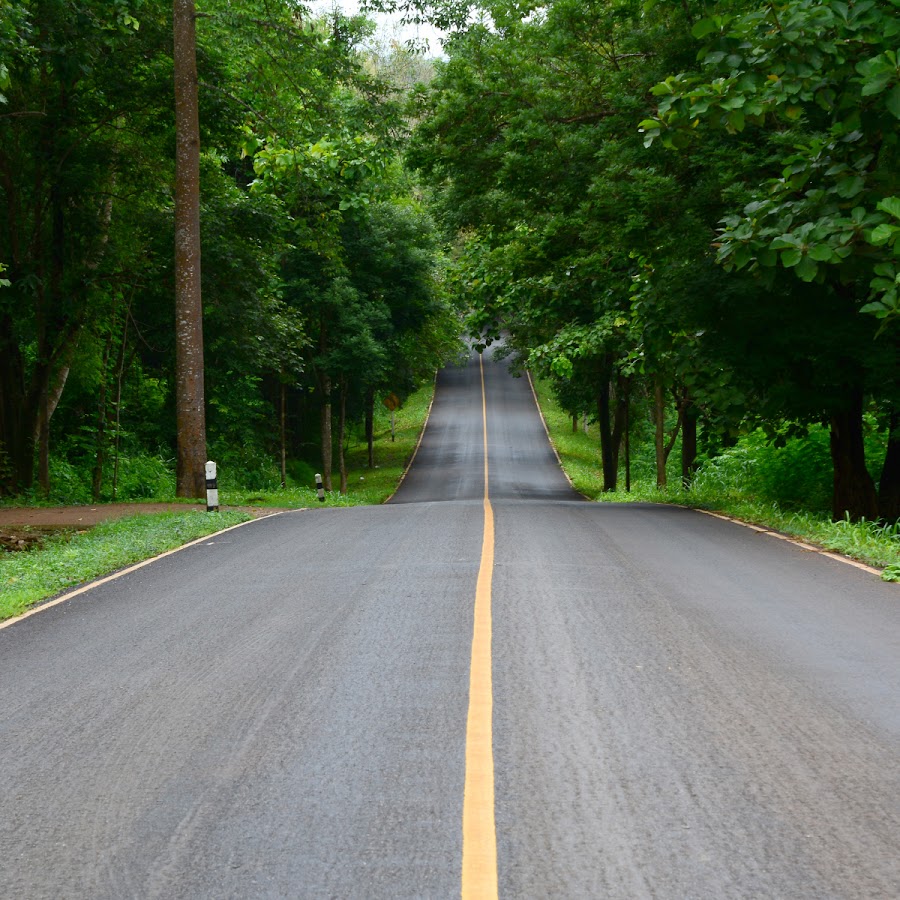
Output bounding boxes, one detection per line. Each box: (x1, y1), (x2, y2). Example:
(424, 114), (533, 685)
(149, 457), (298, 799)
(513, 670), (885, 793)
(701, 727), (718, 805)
(1, 348), (899, 898)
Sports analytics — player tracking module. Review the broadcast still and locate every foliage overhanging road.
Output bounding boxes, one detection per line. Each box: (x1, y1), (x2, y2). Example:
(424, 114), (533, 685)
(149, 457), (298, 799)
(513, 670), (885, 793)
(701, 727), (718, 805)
(2, 349), (899, 898)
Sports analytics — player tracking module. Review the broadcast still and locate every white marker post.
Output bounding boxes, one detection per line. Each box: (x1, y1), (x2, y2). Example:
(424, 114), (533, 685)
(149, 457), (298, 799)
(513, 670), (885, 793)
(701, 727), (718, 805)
(315, 473), (325, 502)
(205, 460), (219, 512)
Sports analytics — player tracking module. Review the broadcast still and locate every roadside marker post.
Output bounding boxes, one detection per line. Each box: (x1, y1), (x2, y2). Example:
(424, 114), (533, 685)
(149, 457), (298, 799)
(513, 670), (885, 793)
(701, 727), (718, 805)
(205, 460), (219, 512)
(315, 473), (325, 502)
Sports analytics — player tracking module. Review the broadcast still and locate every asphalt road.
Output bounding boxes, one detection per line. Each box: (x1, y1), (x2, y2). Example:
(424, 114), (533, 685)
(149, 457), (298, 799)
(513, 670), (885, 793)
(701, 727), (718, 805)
(2, 348), (899, 899)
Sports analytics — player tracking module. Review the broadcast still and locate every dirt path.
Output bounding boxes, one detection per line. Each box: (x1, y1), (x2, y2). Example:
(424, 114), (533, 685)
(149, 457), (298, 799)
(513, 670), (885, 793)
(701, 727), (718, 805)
(0, 503), (211, 527)
(0, 503), (295, 551)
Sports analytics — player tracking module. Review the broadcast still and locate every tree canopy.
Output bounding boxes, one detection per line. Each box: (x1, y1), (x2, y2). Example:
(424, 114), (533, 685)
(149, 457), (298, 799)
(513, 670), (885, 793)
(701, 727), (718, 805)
(1, 0), (460, 498)
(403, 0), (900, 519)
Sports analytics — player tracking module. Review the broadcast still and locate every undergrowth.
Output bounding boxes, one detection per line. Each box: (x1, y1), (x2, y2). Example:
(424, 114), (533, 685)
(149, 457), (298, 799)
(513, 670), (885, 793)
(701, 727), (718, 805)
(531, 376), (900, 580)
(0, 380), (435, 510)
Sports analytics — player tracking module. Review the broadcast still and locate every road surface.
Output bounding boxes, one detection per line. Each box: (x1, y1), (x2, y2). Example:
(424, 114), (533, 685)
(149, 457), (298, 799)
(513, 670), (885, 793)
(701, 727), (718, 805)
(1, 348), (899, 898)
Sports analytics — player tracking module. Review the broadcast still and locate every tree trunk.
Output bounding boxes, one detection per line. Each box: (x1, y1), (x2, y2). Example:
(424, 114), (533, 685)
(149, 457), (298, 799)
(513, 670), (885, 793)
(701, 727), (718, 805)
(681, 400), (698, 489)
(654, 377), (666, 489)
(173, 0), (207, 498)
(37, 391), (50, 495)
(338, 379), (348, 495)
(611, 374), (628, 476)
(111, 327), (135, 501)
(92, 329), (115, 501)
(878, 410), (900, 521)
(624, 385), (631, 493)
(596, 358), (616, 491)
(830, 387), (878, 521)
(320, 374), (332, 491)
(32, 338), (75, 495)
(280, 381), (287, 490)
(365, 387), (375, 468)
(0, 317), (31, 493)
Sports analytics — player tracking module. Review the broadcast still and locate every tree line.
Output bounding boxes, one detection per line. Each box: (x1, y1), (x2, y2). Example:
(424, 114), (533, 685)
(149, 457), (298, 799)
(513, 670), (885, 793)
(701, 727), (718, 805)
(0, 0), (460, 500)
(396, 0), (900, 520)
(4, 0), (900, 521)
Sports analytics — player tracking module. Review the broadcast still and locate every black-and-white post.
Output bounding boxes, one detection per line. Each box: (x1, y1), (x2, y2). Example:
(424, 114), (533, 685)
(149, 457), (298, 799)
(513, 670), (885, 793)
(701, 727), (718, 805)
(205, 460), (219, 512)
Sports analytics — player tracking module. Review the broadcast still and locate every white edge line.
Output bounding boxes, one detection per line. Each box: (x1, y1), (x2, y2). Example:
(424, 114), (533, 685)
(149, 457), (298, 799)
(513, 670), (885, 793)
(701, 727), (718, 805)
(384, 372), (438, 504)
(520, 380), (889, 579)
(694, 508), (886, 578)
(0, 511), (290, 631)
(525, 369), (591, 500)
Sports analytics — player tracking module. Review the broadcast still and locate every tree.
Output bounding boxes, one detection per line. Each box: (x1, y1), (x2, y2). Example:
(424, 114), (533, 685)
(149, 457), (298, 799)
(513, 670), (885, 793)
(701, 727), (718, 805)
(173, 0), (207, 497)
(644, 0), (900, 518)
(0, 0), (168, 494)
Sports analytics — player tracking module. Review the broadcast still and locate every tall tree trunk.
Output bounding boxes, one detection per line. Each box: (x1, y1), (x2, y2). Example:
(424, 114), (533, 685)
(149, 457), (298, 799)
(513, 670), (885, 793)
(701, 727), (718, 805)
(173, 0), (207, 497)
(878, 410), (900, 521)
(830, 387), (878, 521)
(654, 377), (666, 489)
(624, 383), (631, 493)
(0, 316), (30, 493)
(611, 374), (628, 476)
(365, 387), (375, 468)
(92, 328), (115, 501)
(320, 374), (332, 491)
(280, 381), (287, 489)
(110, 316), (133, 501)
(681, 399), (698, 489)
(37, 360), (74, 492)
(338, 379), (348, 495)
(596, 357), (616, 491)
(37, 391), (50, 495)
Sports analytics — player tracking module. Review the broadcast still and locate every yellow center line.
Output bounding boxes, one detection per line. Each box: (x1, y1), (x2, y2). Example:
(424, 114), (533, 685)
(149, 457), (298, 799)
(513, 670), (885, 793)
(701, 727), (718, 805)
(461, 352), (498, 899)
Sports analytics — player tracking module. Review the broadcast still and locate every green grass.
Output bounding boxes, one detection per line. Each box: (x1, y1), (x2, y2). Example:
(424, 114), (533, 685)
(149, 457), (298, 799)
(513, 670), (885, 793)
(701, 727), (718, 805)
(0, 510), (253, 621)
(0, 383), (436, 621)
(219, 380), (435, 508)
(530, 376), (900, 580)
(0, 379), (435, 512)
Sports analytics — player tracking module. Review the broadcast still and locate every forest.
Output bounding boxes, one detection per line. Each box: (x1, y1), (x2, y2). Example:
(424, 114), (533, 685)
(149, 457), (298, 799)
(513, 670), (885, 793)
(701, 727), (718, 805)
(2, 0), (900, 523)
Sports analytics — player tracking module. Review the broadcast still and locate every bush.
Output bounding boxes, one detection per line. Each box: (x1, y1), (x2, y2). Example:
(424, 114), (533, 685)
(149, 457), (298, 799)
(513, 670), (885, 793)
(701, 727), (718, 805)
(694, 429), (833, 513)
(210, 443), (283, 491)
(47, 457), (93, 505)
(114, 455), (176, 500)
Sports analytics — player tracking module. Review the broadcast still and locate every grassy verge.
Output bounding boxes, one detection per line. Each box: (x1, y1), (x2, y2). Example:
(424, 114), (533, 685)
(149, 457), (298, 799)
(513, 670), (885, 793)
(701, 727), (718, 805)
(0, 510), (252, 622)
(219, 379), (435, 508)
(530, 376), (900, 581)
(0, 382), (435, 621)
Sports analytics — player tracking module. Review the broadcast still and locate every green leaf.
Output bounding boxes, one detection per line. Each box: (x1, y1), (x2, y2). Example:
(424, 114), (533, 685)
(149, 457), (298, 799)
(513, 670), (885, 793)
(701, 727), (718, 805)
(796, 256), (819, 282)
(887, 85), (900, 119)
(781, 248), (802, 267)
(726, 110), (745, 133)
(836, 175), (864, 198)
(877, 197), (900, 220)
(870, 224), (897, 245)
(691, 18), (718, 39)
(809, 244), (834, 262)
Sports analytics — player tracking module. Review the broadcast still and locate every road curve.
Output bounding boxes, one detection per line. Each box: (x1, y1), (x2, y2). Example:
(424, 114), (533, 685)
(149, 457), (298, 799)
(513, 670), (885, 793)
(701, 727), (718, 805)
(1, 347), (899, 899)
